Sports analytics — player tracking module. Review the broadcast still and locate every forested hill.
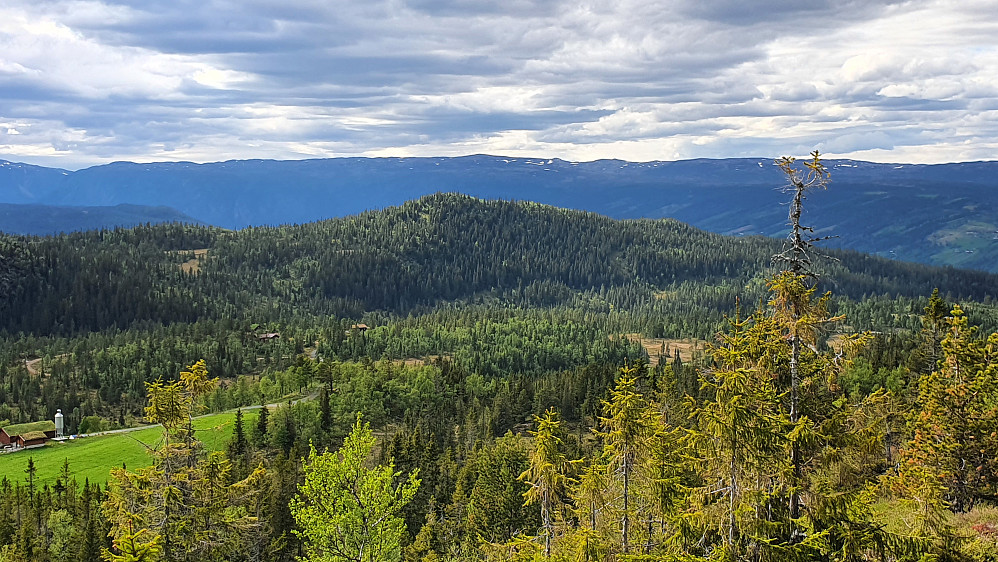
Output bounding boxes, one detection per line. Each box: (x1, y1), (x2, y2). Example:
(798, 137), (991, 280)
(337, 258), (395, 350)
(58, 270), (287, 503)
(2, 193), (996, 337)
(3, 156), (998, 271)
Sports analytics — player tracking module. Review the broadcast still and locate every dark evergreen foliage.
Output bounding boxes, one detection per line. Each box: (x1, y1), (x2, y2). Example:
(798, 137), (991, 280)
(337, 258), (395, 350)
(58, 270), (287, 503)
(2, 195), (998, 561)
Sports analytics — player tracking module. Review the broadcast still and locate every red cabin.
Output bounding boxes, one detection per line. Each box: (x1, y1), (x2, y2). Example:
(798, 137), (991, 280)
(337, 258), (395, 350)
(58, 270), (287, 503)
(1, 420), (56, 446)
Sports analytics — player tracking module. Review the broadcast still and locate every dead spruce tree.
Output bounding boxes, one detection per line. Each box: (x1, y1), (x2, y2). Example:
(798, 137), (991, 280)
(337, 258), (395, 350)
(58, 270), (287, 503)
(773, 151), (831, 535)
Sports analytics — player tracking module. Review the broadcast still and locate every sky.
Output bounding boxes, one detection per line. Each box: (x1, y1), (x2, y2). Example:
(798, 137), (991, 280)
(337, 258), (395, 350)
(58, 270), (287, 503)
(1, 0), (997, 169)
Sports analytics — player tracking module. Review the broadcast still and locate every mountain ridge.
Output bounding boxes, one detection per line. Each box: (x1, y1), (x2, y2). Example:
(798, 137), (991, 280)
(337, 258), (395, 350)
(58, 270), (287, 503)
(4, 193), (996, 338)
(0, 203), (203, 235)
(2, 155), (996, 270)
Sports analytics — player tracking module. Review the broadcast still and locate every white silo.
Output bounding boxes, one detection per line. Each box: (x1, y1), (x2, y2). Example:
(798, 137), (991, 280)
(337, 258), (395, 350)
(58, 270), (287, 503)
(55, 409), (64, 438)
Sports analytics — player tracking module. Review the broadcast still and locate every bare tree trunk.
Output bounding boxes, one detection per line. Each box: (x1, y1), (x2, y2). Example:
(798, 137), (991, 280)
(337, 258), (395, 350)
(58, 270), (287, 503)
(646, 517), (654, 554)
(730, 440), (738, 561)
(622, 453), (630, 553)
(789, 335), (802, 531)
(543, 487), (552, 557)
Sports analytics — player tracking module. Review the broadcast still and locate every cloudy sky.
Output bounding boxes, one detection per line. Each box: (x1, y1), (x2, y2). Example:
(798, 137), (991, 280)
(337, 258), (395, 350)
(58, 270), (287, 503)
(1, 0), (997, 169)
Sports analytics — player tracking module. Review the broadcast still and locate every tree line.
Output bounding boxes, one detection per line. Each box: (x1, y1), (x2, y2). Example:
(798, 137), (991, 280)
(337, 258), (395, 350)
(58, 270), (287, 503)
(2, 273), (996, 561)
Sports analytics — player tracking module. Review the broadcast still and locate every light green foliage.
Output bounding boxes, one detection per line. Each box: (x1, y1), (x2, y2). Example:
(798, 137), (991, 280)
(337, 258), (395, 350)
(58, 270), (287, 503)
(291, 416), (420, 562)
(766, 271), (842, 353)
(102, 527), (162, 562)
(684, 311), (786, 558)
(518, 408), (579, 556)
(664, 274), (921, 562)
(404, 508), (447, 562)
(103, 451), (261, 562)
(573, 460), (611, 536)
(102, 361), (265, 562)
(46, 510), (75, 562)
(597, 367), (657, 554)
(559, 528), (607, 562)
(895, 306), (998, 516)
(839, 357), (909, 397)
(78, 415), (106, 435)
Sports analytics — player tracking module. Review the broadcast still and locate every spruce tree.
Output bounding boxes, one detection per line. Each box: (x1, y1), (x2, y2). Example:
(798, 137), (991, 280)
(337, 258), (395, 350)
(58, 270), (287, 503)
(24, 458), (36, 496)
(772, 152), (833, 535)
(598, 366), (656, 553)
(254, 404), (269, 448)
(518, 408), (578, 557)
(914, 288), (949, 377)
(102, 361), (265, 562)
(227, 408), (249, 478)
(897, 306), (998, 514)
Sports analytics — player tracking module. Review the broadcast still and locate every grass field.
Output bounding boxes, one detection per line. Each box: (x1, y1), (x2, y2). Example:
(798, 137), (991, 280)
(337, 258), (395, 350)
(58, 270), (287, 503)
(0, 412), (237, 486)
(625, 335), (702, 366)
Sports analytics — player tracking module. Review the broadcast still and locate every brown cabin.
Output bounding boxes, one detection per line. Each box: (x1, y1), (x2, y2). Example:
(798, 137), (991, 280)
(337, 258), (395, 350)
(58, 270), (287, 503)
(1, 420), (56, 446)
(14, 431), (48, 448)
(350, 324), (369, 332)
(257, 332), (281, 340)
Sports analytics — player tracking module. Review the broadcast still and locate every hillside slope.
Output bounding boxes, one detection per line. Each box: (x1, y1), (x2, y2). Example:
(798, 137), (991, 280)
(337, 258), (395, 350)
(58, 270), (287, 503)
(2, 156), (996, 270)
(2, 194), (995, 337)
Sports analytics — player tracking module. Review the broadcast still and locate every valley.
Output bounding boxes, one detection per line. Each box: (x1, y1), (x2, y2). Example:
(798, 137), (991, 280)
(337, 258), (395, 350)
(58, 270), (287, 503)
(1, 191), (997, 561)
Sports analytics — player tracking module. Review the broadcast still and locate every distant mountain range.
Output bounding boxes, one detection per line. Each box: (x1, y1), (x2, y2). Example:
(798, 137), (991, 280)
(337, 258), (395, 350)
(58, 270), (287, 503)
(0, 203), (202, 235)
(1, 156), (996, 271)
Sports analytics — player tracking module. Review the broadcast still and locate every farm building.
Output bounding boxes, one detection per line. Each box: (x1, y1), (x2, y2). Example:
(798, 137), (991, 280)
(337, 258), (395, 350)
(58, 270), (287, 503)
(14, 431), (48, 448)
(1, 420), (57, 447)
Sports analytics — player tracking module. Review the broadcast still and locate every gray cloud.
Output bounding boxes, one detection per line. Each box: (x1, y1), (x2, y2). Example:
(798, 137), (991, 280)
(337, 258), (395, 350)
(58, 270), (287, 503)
(0, 0), (996, 167)
(675, 0), (910, 25)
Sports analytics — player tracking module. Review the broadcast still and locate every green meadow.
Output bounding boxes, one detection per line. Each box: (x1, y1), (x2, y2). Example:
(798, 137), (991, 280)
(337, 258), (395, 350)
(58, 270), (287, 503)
(0, 412), (237, 486)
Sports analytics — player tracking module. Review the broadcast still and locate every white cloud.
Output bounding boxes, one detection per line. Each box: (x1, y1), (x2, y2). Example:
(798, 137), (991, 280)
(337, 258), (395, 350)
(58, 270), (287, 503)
(0, 5), (258, 101)
(190, 66), (255, 90)
(0, 0), (996, 167)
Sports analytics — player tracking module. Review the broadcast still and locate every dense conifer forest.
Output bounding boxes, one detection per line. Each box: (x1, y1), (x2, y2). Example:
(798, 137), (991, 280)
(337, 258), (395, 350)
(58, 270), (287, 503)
(2, 190), (998, 561)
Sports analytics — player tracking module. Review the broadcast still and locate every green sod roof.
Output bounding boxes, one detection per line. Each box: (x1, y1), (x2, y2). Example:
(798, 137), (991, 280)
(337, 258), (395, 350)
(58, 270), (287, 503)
(18, 431), (49, 442)
(3, 420), (56, 436)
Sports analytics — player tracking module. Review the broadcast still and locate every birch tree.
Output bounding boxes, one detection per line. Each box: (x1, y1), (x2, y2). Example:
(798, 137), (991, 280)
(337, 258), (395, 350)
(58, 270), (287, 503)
(291, 417), (420, 562)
